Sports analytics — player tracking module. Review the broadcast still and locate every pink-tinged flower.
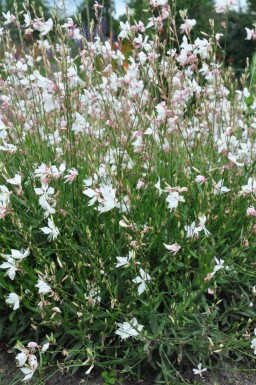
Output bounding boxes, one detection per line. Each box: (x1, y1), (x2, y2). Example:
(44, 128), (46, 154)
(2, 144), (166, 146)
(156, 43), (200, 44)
(204, 272), (214, 281)
(93, 1), (103, 19)
(32, 18), (53, 35)
(180, 19), (196, 35)
(61, 18), (75, 29)
(136, 179), (145, 190)
(163, 243), (181, 255)
(241, 178), (256, 195)
(27, 342), (39, 349)
(156, 101), (171, 121)
(246, 206), (256, 217)
(2, 11), (16, 25)
(245, 28), (256, 41)
(195, 175), (207, 184)
(207, 288), (215, 295)
(64, 168), (78, 183)
(215, 33), (224, 48)
(215, 0), (236, 13)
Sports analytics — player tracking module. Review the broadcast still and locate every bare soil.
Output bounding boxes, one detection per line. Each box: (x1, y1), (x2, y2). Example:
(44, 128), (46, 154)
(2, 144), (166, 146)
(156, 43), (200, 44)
(1, 346), (256, 385)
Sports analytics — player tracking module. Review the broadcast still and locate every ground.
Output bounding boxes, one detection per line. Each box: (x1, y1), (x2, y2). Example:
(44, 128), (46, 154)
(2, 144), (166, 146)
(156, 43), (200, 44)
(1, 347), (256, 385)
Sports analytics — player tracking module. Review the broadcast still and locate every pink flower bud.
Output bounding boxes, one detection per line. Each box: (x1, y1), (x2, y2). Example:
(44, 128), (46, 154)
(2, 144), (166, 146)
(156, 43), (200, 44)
(246, 206), (256, 217)
(27, 342), (39, 348)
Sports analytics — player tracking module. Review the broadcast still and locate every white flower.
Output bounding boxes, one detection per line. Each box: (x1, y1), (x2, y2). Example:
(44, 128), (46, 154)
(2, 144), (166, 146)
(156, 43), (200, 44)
(84, 287), (101, 304)
(20, 367), (34, 382)
(251, 329), (256, 354)
(83, 187), (100, 206)
(154, 176), (163, 196)
(119, 21), (131, 39)
(16, 351), (28, 367)
(0, 257), (18, 280)
(166, 191), (185, 210)
(215, 0), (236, 13)
(35, 279), (52, 294)
(41, 342), (50, 353)
(6, 174), (22, 186)
(38, 195), (56, 218)
(115, 251), (134, 268)
(98, 185), (117, 213)
(9, 248), (30, 260)
(241, 178), (256, 195)
(24, 13), (31, 28)
(193, 363), (207, 377)
(27, 354), (38, 370)
(6, 292), (20, 310)
(115, 317), (143, 340)
(41, 218), (59, 241)
(2, 11), (16, 25)
(34, 183), (54, 199)
(196, 215), (211, 237)
(163, 243), (181, 255)
(213, 179), (230, 194)
(33, 18), (53, 36)
(132, 268), (151, 295)
(1, 248), (29, 280)
(150, 0), (168, 6)
(185, 221), (200, 239)
(245, 28), (256, 41)
(213, 257), (228, 273)
(180, 19), (196, 35)
(0, 141), (17, 153)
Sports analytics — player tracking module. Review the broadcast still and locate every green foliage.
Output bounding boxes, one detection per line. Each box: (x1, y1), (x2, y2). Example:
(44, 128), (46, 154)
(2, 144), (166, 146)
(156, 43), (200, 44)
(102, 370), (118, 385)
(0, 1), (256, 384)
(224, 11), (256, 76)
(77, 0), (115, 37)
(1, 0), (50, 18)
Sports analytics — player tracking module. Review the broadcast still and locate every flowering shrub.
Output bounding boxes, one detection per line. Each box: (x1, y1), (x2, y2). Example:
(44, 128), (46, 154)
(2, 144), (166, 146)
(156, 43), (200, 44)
(0, 0), (256, 383)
